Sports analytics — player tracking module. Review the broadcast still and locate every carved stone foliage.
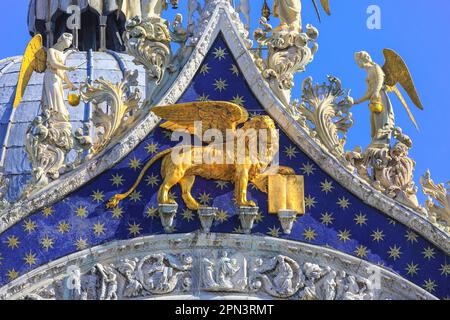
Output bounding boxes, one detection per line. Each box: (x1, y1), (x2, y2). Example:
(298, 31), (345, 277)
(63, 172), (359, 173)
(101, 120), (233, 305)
(254, 19), (319, 106)
(346, 128), (424, 213)
(22, 110), (81, 196)
(201, 251), (247, 292)
(290, 76), (353, 164)
(80, 71), (142, 155)
(420, 170), (450, 233)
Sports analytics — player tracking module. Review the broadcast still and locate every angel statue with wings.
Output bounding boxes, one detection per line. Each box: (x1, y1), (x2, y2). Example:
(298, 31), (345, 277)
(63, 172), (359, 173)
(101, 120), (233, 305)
(13, 33), (79, 190)
(273, 0), (331, 32)
(353, 49), (424, 146)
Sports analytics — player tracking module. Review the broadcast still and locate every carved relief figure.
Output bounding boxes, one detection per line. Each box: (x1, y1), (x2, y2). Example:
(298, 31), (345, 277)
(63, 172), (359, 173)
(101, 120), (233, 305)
(202, 252), (245, 292)
(251, 255), (303, 298)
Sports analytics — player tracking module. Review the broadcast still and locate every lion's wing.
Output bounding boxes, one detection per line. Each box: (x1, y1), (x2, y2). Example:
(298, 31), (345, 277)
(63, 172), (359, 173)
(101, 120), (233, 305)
(152, 101), (249, 135)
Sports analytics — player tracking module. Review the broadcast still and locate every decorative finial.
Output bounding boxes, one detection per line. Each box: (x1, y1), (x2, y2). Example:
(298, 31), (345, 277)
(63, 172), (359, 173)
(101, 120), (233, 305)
(262, 0), (271, 20)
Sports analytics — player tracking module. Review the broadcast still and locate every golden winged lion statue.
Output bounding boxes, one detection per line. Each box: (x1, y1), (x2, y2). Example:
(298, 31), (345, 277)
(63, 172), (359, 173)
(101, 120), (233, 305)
(353, 49), (424, 145)
(107, 101), (295, 211)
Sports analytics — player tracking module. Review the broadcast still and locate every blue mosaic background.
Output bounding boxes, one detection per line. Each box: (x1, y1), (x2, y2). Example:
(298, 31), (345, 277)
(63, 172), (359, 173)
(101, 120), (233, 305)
(0, 35), (448, 298)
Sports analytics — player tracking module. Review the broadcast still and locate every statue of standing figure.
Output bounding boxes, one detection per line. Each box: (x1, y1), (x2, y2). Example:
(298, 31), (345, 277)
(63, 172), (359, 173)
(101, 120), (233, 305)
(142, 0), (167, 20)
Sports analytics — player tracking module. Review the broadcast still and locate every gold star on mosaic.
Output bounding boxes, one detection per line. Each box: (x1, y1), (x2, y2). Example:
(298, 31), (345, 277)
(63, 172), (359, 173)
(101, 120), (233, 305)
(198, 192), (212, 205)
(388, 245), (402, 261)
(182, 209), (195, 222)
(42, 207), (54, 217)
(8, 269), (19, 281)
(75, 237), (88, 251)
(320, 212), (334, 226)
(130, 190), (142, 202)
(337, 197), (350, 209)
(268, 226), (281, 238)
(198, 93), (210, 101)
(301, 162), (316, 176)
(216, 210), (229, 223)
(405, 230), (418, 243)
(40, 235), (54, 251)
(200, 63), (211, 75)
(128, 222), (142, 236)
(355, 245), (368, 258)
(146, 207), (159, 219)
(230, 64), (239, 76)
(231, 94), (245, 106)
(303, 228), (317, 241)
(93, 222), (106, 237)
(320, 179), (334, 194)
(423, 279), (437, 293)
(163, 130), (173, 139)
(215, 181), (229, 190)
(24, 250), (37, 267)
(388, 218), (397, 226)
(168, 191), (178, 200)
(129, 157), (142, 171)
(91, 190), (105, 203)
(405, 262), (419, 276)
(305, 195), (317, 209)
(23, 219), (36, 234)
(214, 78), (228, 92)
(284, 145), (298, 159)
(146, 174), (160, 187)
(145, 142), (159, 154)
(213, 47), (227, 60)
(371, 229), (385, 242)
(111, 206), (124, 219)
(254, 211), (264, 224)
(422, 247), (436, 260)
(6, 236), (20, 249)
(110, 174), (124, 187)
(337, 229), (351, 242)
(354, 213), (368, 226)
(58, 221), (71, 234)
(439, 263), (450, 276)
(75, 205), (88, 218)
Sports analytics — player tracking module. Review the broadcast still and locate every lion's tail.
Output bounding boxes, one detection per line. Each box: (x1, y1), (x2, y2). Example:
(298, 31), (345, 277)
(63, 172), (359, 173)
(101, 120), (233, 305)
(106, 148), (172, 209)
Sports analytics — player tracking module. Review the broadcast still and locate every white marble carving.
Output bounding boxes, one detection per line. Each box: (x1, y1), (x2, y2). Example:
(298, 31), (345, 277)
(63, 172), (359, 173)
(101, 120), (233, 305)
(80, 70), (142, 155)
(291, 76), (353, 164)
(254, 18), (319, 106)
(1, 235), (436, 300)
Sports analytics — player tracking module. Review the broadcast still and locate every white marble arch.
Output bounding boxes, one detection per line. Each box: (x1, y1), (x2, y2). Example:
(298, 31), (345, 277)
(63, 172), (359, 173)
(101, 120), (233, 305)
(0, 234), (436, 300)
(1, 2), (448, 255)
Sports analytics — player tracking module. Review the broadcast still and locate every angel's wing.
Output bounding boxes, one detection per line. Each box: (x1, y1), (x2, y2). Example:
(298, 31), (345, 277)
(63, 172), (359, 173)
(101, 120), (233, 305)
(152, 101), (249, 135)
(382, 49), (423, 110)
(13, 34), (47, 108)
(382, 49), (423, 130)
(312, 0), (331, 22)
(320, 0), (331, 16)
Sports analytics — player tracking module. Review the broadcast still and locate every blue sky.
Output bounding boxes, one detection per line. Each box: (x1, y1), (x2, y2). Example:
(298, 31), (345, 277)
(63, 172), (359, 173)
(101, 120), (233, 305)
(0, 0), (449, 203)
